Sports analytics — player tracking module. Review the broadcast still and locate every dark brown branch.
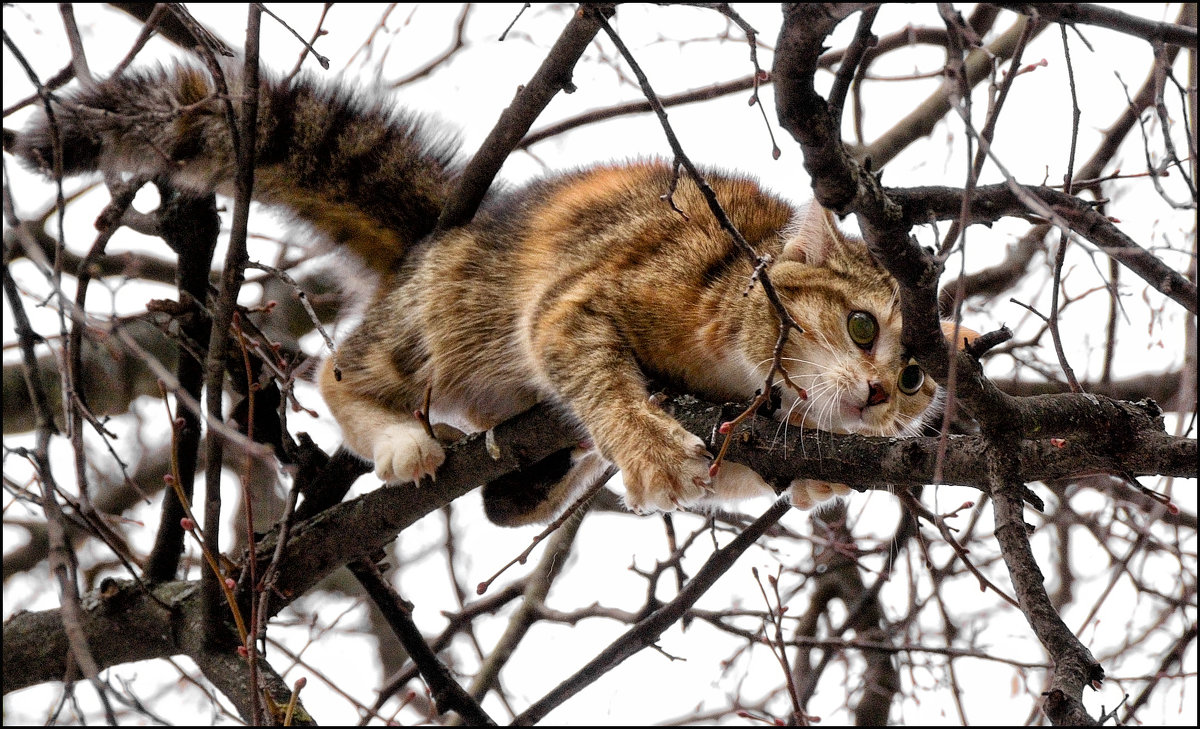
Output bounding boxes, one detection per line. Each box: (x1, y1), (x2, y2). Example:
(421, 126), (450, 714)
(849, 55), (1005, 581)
(511, 498), (792, 725)
(198, 6), (260, 644)
(828, 6), (880, 121)
(993, 3), (1197, 49)
(348, 559), (495, 725)
(240, 392), (1195, 622)
(888, 184), (1198, 315)
(990, 434), (1103, 726)
(771, 7), (1193, 725)
(0, 579), (315, 724)
(989, 371), (1186, 405)
(4, 388), (1192, 694)
(145, 188), (219, 582)
(110, 3), (234, 56)
(435, 4), (613, 231)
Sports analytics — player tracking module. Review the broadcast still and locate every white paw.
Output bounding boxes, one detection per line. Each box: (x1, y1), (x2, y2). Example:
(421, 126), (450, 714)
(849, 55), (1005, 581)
(707, 461), (774, 501)
(789, 479), (851, 510)
(620, 429), (713, 514)
(371, 421), (445, 484)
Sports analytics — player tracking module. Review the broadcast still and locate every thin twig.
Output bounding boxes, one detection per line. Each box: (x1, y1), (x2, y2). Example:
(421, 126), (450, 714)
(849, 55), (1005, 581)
(1048, 24), (1083, 392)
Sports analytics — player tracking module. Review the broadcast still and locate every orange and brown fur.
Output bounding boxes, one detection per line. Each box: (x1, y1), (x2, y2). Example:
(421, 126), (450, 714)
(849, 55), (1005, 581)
(12, 64), (971, 525)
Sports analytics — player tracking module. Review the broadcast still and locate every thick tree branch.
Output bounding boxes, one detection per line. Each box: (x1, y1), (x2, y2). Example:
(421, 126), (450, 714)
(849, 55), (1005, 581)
(770, 6), (1195, 724)
(1, 578), (315, 724)
(993, 3), (1197, 49)
(5, 389), (1192, 694)
(888, 184), (1198, 315)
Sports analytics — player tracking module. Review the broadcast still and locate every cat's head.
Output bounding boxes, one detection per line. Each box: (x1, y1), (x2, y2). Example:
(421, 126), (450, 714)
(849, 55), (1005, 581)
(759, 204), (976, 437)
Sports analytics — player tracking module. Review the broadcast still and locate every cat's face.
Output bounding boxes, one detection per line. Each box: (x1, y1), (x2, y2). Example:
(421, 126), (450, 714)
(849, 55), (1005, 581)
(771, 280), (938, 437)
(753, 208), (944, 438)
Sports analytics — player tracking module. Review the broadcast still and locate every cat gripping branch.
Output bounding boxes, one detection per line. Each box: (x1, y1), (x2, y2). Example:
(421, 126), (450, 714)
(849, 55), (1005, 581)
(12, 64), (973, 525)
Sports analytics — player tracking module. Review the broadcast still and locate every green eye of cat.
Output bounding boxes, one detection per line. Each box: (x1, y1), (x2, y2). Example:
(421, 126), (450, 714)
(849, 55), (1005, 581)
(847, 311), (878, 348)
(898, 362), (925, 395)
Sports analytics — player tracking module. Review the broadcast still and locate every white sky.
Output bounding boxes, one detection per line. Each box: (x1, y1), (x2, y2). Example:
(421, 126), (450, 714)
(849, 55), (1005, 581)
(2, 3), (1196, 726)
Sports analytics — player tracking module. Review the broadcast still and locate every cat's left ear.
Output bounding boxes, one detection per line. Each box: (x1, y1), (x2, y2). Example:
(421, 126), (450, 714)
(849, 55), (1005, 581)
(941, 321), (980, 350)
(780, 203), (845, 264)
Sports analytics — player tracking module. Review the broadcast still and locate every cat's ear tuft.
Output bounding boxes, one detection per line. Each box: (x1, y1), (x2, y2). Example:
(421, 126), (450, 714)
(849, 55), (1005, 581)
(941, 321), (981, 350)
(781, 203), (843, 264)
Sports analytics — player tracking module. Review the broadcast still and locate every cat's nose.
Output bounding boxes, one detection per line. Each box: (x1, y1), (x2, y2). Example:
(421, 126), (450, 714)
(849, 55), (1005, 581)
(866, 381), (889, 407)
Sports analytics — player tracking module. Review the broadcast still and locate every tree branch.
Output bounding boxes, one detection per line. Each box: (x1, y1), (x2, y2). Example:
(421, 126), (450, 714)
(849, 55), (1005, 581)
(435, 3), (613, 231)
(5, 389), (1192, 695)
(992, 3), (1197, 49)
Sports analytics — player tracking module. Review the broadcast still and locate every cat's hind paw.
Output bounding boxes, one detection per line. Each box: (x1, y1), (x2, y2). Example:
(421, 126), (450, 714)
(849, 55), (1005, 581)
(789, 479), (851, 509)
(371, 421), (445, 484)
(619, 428), (713, 514)
(707, 461), (774, 501)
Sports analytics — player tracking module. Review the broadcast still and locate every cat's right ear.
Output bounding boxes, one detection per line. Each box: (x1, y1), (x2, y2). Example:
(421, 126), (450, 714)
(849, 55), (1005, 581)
(781, 203), (844, 265)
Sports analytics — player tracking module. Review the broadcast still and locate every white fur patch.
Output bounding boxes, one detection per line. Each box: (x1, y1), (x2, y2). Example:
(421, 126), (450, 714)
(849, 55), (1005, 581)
(789, 479), (851, 509)
(371, 420), (445, 483)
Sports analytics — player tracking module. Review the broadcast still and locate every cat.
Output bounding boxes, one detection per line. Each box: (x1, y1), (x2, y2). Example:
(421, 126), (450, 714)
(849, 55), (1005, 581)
(10, 64), (973, 525)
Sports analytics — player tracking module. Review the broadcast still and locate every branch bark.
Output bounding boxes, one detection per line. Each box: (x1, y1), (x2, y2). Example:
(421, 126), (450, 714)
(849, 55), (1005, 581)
(770, 5), (1196, 724)
(5, 391), (1192, 695)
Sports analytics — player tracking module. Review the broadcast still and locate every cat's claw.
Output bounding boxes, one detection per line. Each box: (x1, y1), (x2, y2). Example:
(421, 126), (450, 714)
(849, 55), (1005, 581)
(372, 421), (445, 484)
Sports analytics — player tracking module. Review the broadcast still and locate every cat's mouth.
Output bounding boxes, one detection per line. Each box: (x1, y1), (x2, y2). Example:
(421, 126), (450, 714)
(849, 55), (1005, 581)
(782, 393), (892, 435)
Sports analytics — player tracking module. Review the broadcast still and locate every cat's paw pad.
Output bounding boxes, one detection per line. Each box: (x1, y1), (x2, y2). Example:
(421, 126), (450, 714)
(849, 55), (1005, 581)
(789, 479), (851, 509)
(371, 421), (445, 484)
(619, 428), (713, 514)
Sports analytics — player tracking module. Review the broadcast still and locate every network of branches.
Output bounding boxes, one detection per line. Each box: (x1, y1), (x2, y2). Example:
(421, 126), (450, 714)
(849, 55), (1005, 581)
(2, 3), (1196, 726)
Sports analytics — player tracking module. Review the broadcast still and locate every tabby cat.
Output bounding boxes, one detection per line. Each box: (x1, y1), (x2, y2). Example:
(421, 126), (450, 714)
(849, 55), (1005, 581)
(11, 64), (971, 525)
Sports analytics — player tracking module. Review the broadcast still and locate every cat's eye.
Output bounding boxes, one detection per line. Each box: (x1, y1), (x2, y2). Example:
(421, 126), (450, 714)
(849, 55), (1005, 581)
(847, 311), (878, 348)
(898, 362), (925, 395)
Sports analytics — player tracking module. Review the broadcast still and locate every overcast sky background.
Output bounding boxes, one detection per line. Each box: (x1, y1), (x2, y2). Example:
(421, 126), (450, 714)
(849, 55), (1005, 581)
(3, 3), (1195, 725)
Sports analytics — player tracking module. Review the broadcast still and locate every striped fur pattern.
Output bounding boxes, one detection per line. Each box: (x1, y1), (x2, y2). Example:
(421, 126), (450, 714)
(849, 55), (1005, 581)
(11, 64), (461, 274)
(13, 64), (966, 525)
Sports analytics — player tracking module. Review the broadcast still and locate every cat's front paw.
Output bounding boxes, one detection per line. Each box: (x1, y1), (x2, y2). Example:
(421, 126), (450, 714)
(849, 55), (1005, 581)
(789, 478), (851, 509)
(619, 426), (713, 514)
(371, 421), (445, 484)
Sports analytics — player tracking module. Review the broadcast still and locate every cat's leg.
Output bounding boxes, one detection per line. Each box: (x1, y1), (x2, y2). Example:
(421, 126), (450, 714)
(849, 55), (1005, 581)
(482, 445), (611, 526)
(528, 315), (712, 514)
(319, 334), (444, 484)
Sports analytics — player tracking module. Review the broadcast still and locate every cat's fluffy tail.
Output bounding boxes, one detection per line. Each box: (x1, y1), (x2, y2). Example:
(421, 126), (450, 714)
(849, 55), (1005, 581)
(8, 64), (462, 274)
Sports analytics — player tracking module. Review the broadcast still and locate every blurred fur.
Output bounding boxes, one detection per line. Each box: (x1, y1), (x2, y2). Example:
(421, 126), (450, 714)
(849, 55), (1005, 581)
(12, 64), (972, 525)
